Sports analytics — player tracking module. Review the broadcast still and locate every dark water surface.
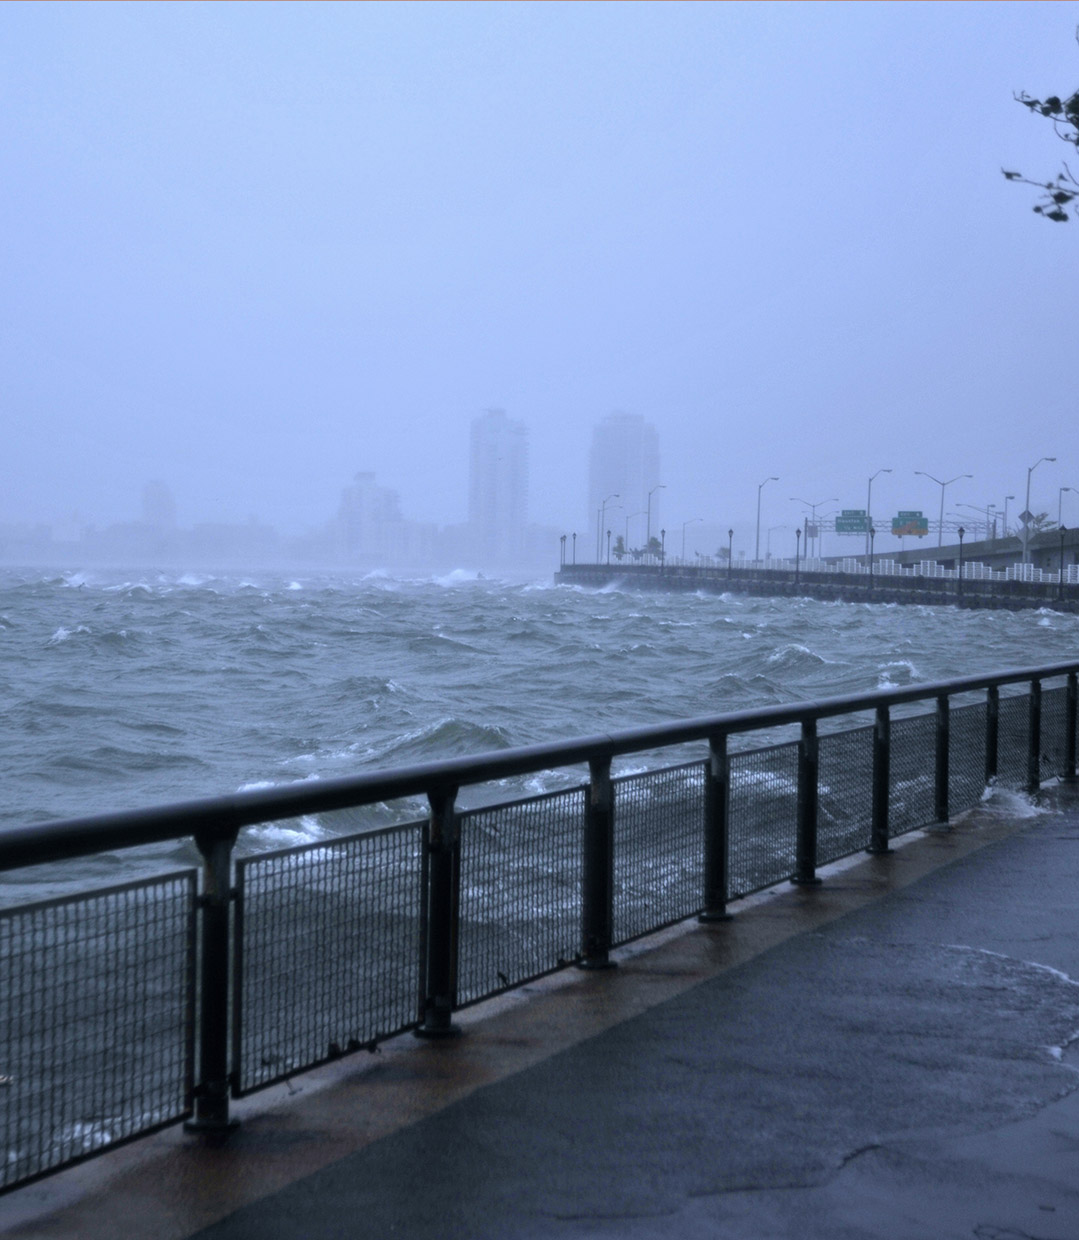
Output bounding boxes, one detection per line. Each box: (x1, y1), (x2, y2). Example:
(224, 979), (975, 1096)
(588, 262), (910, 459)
(2, 564), (1076, 901)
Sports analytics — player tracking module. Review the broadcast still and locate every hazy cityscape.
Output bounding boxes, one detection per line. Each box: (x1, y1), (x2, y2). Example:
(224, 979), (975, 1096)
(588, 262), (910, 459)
(2, 401), (1073, 572)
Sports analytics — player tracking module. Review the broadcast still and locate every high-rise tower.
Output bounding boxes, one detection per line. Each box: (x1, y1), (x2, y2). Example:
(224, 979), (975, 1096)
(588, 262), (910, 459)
(468, 409), (528, 562)
(588, 413), (661, 558)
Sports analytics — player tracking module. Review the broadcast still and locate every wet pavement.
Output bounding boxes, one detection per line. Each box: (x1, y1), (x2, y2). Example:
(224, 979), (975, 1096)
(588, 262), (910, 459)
(5, 785), (1079, 1240)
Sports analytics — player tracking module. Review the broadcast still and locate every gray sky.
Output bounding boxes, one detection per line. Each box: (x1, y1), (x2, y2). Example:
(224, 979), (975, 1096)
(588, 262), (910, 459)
(3, 1), (1077, 549)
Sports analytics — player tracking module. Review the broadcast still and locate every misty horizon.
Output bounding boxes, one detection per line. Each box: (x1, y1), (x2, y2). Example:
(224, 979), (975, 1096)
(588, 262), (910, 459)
(4, 3), (1077, 561)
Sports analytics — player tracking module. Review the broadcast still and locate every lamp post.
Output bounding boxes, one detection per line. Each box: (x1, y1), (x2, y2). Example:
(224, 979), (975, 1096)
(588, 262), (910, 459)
(866, 468), (892, 558)
(660, 528), (666, 569)
(766, 525), (786, 562)
(915, 471), (972, 547)
(606, 529), (612, 565)
(1022, 457), (1055, 563)
(1060, 526), (1068, 600)
(957, 526), (965, 603)
(1002, 495), (1015, 539)
(958, 502), (996, 542)
(868, 526), (876, 596)
(1058, 486), (1073, 528)
(646, 484), (666, 547)
(572, 532), (576, 565)
(790, 496), (837, 561)
(755, 476), (778, 565)
(560, 534), (566, 567)
(794, 527), (801, 586)
(681, 517), (703, 562)
(727, 528), (734, 581)
(599, 493), (619, 562)
(624, 511), (643, 553)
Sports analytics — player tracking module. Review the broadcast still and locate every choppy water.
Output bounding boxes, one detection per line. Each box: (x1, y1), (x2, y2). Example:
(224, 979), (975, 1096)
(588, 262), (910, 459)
(2, 563), (1077, 900)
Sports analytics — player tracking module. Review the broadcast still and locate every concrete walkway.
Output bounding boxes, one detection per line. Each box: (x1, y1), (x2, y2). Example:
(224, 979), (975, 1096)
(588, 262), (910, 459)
(6, 786), (1079, 1240)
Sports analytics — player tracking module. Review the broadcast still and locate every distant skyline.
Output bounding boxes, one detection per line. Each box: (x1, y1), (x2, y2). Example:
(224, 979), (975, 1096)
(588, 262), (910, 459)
(4, 2), (1077, 552)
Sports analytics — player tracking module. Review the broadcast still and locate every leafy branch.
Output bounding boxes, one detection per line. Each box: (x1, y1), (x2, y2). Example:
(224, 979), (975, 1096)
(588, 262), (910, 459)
(1003, 28), (1079, 221)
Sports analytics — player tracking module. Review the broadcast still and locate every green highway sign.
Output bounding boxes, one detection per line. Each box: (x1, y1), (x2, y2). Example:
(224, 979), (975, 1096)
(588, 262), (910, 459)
(892, 511), (929, 537)
(835, 509), (868, 534)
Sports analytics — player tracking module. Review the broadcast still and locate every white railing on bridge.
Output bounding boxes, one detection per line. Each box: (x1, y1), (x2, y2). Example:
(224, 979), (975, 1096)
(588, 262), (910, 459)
(658, 558), (1076, 585)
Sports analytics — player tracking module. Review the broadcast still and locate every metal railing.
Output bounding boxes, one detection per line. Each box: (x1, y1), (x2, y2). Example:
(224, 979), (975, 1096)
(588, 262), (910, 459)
(630, 556), (1079, 585)
(1, 661), (1077, 1192)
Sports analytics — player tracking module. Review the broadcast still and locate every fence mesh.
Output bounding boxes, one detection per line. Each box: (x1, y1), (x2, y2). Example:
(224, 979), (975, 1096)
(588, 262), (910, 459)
(0, 871), (195, 1191)
(949, 700), (987, 817)
(235, 821), (424, 1095)
(818, 725), (873, 864)
(997, 692), (1031, 788)
(613, 763), (706, 945)
(1041, 685), (1068, 780)
(890, 712), (937, 835)
(729, 742), (799, 895)
(456, 787), (583, 1006)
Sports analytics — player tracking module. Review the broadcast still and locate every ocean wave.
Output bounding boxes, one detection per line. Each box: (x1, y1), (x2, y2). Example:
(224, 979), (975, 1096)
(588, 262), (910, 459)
(374, 718), (516, 764)
(877, 658), (922, 688)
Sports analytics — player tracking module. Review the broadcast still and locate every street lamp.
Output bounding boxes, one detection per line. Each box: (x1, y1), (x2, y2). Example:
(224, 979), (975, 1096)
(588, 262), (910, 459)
(868, 526), (876, 595)
(1059, 486), (1073, 528)
(915, 471), (972, 547)
(646, 485), (666, 547)
(766, 524), (787, 561)
(606, 529), (612, 564)
(727, 528), (734, 581)
(681, 517), (703, 562)
(624, 511), (644, 552)
(599, 493), (619, 561)
(790, 497), (837, 562)
(1022, 457), (1055, 564)
(755, 477), (778, 565)
(1060, 526), (1068, 600)
(660, 528), (666, 569)
(572, 532), (577, 565)
(560, 534), (566, 567)
(866, 468), (892, 558)
(1002, 495), (1015, 539)
(794, 527), (801, 586)
(958, 502), (996, 542)
(957, 526), (965, 602)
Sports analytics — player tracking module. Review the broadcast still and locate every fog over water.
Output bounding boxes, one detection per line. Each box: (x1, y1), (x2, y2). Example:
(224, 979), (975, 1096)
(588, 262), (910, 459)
(3, 2), (1078, 558)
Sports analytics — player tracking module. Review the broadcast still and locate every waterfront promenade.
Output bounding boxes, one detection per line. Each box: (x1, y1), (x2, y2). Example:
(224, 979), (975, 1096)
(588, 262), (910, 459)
(6, 785), (1079, 1239)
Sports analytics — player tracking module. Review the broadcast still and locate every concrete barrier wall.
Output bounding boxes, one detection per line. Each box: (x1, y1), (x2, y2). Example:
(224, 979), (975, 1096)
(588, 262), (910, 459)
(555, 563), (1079, 613)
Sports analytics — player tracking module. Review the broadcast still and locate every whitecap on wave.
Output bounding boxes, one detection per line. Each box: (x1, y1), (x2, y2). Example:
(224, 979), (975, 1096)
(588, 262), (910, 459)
(877, 659), (922, 688)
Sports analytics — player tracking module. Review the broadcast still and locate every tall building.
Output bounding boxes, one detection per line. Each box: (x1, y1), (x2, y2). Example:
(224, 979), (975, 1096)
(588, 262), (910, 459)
(588, 412), (661, 559)
(468, 409), (528, 562)
(333, 471), (437, 565)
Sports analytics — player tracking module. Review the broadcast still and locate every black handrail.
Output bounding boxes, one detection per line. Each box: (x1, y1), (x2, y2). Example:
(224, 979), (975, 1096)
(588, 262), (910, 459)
(4, 655), (1079, 1189)
(2, 659), (1077, 874)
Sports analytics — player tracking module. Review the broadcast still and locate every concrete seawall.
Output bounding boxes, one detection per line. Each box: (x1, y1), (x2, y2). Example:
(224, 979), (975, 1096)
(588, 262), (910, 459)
(556, 562), (1079, 612)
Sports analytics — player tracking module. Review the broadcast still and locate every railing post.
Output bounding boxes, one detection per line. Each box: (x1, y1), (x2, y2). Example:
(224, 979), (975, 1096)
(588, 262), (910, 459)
(1028, 678), (1042, 795)
(985, 685), (999, 785)
(580, 756), (616, 968)
(699, 732), (731, 920)
(185, 826), (239, 1134)
(792, 719), (821, 886)
(1066, 672), (1078, 783)
(868, 705), (891, 854)
(415, 784), (462, 1038)
(933, 694), (950, 828)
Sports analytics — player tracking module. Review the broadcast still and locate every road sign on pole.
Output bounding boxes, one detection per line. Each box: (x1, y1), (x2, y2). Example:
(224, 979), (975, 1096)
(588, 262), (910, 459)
(892, 510), (929, 537)
(835, 509), (869, 534)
